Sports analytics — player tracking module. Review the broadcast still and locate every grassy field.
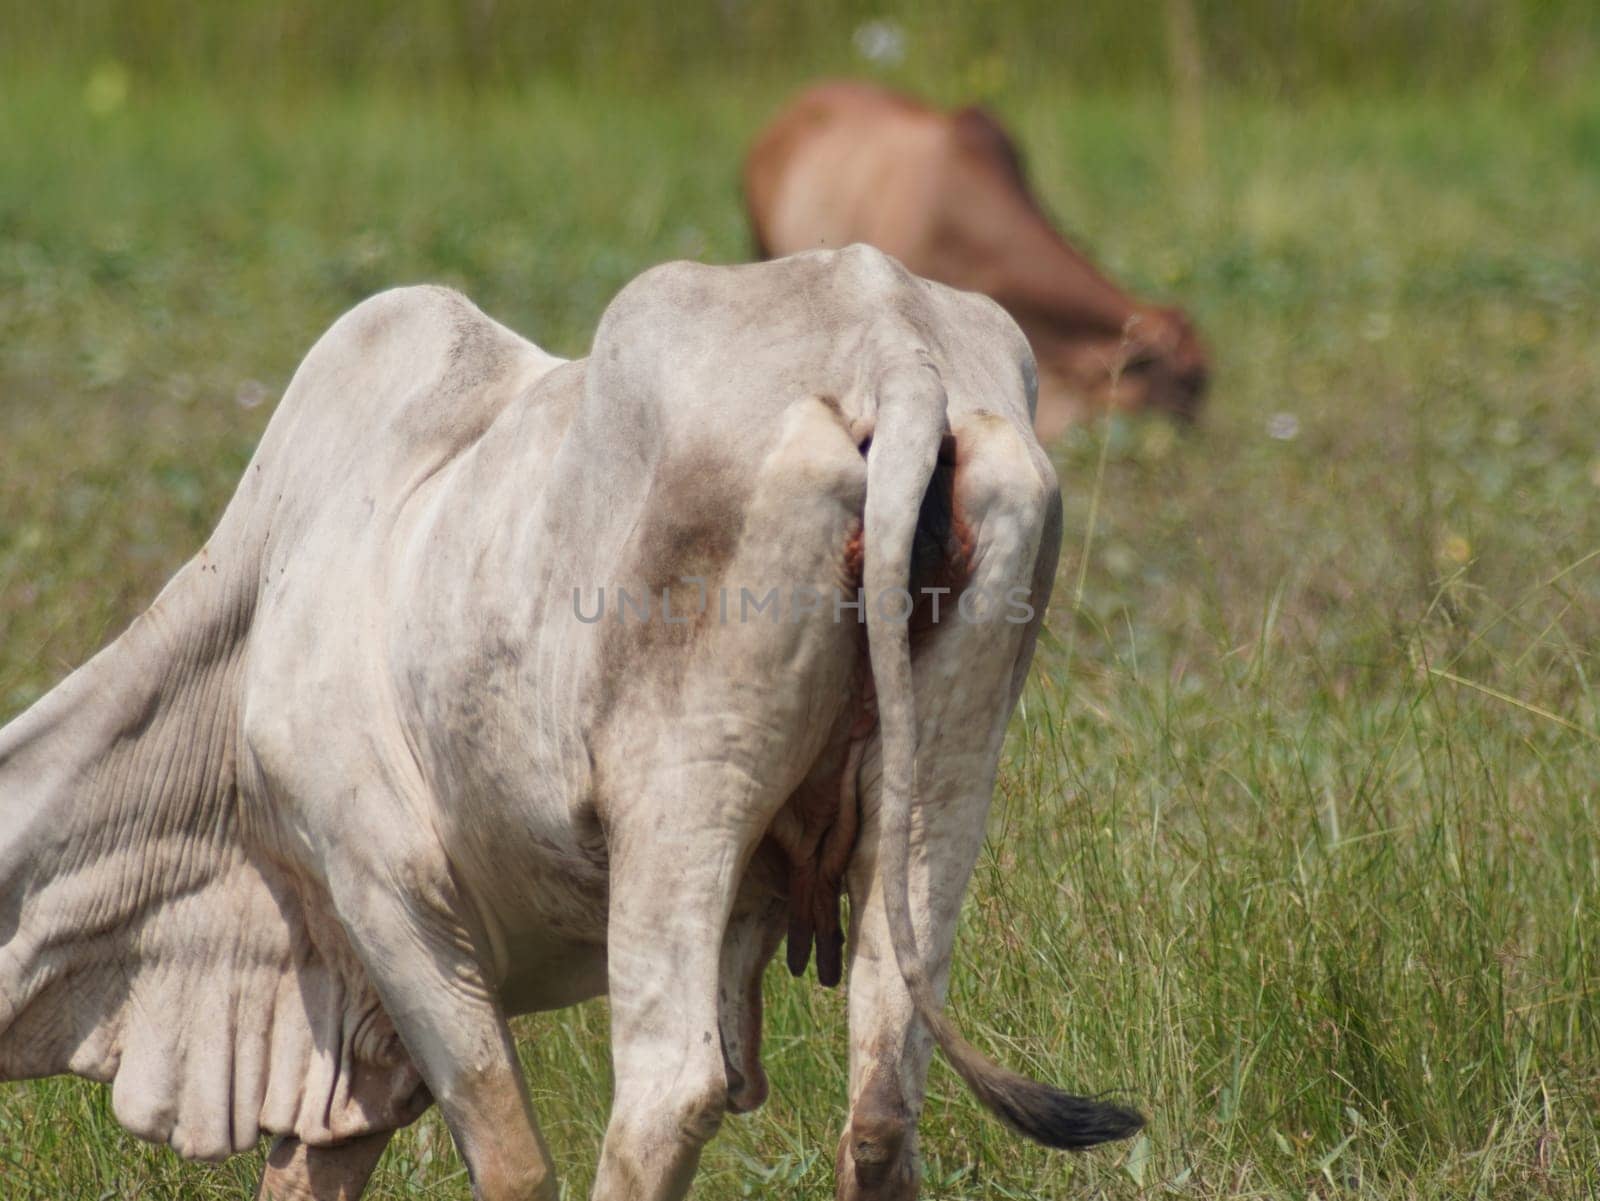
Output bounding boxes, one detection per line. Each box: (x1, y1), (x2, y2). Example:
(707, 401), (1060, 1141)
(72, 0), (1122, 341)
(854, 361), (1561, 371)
(5, 0), (1596, 92)
(2, 67), (1599, 1199)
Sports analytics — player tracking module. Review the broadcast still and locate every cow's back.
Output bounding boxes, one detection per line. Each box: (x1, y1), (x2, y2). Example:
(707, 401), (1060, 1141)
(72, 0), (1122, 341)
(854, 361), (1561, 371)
(744, 82), (951, 263)
(744, 84), (1061, 294)
(241, 286), (561, 568)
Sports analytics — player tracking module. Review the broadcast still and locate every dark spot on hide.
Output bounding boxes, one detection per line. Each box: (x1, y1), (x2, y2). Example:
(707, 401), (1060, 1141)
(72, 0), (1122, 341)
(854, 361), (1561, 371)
(588, 445), (752, 735)
(633, 450), (749, 621)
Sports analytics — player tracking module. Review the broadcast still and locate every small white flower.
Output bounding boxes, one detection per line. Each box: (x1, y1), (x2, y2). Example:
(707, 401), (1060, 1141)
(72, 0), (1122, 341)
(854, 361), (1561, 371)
(1266, 412), (1300, 441)
(235, 379), (273, 409)
(853, 19), (907, 65)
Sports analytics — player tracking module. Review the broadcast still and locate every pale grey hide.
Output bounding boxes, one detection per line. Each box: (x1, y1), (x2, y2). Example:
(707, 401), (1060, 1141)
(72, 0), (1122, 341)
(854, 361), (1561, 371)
(0, 245), (1140, 1201)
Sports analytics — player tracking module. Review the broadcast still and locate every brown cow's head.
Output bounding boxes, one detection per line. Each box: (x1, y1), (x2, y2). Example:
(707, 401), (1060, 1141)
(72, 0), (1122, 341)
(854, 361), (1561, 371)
(1122, 305), (1210, 418)
(1031, 305), (1209, 437)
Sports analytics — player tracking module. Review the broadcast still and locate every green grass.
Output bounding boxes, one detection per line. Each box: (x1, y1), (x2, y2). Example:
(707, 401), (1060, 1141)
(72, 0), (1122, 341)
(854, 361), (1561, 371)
(2, 69), (1600, 1199)
(4, 0), (1597, 92)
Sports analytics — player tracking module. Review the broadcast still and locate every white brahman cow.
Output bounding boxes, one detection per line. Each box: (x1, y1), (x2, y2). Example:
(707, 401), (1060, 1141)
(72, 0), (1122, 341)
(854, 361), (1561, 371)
(0, 245), (1141, 1200)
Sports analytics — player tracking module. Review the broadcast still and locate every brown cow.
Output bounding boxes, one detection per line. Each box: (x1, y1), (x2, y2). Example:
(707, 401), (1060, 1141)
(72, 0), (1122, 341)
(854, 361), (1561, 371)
(745, 80), (1210, 439)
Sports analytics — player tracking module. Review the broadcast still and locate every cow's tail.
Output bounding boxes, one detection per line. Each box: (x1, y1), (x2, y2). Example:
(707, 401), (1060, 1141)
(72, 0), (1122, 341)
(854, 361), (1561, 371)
(860, 362), (1145, 1150)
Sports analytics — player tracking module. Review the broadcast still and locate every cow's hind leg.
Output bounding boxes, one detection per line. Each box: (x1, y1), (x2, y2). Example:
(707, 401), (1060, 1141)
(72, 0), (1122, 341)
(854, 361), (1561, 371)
(590, 768), (777, 1201)
(257, 1131), (393, 1201)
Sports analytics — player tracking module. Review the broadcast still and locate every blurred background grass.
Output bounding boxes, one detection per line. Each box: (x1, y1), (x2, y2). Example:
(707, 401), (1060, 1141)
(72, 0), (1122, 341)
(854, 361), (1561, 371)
(4, 0), (1598, 93)
(2, 3), (1600, 1199)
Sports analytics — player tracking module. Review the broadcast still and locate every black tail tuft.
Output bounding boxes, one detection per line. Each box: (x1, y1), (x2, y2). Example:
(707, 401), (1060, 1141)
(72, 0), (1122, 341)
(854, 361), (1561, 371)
(977, 1074), (1146, 1150)
(929, 1012), (1145, 1150)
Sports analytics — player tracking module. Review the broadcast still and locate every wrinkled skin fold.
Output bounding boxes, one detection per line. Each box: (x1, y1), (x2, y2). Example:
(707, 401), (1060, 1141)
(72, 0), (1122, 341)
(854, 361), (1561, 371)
(0, 246), (1141, 1200)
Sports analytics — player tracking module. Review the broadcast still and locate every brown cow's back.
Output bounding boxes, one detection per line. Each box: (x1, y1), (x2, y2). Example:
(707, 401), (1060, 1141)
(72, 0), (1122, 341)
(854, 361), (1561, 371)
(746, 82), (947, 261)
(745, 81), (1210, 436)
